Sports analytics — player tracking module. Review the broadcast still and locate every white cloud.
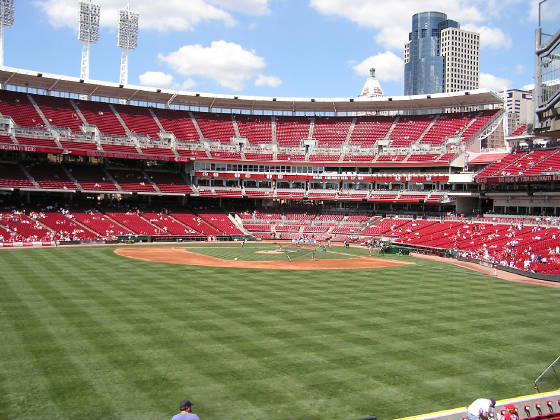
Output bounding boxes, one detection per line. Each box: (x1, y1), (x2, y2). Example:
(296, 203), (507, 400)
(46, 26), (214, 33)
(138, 71), (173, 88)
(255, 74), (282, 88)
(181, 79), (197, 91)
(463, 24), (512, 49)
(479, 72), (511, 91)
(207, 0), (270, 15)
(33, 0), (273, 31)
(351, 51), (404, 83)
(310, 0), (489, 50)
(515, 64), (526, 74)
(158, 41), (267, 91)
(522, 83), (534, 91)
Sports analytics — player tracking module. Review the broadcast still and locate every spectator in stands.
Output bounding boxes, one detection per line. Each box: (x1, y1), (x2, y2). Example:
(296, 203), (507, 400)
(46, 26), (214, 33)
(500, 403), (518, 420)
(467, 398), (496, 420)
(171, 400), (200, 420)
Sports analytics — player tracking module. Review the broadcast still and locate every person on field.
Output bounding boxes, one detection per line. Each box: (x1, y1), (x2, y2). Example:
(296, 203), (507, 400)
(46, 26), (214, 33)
(172, 400), (200, 420)
(467, 398), (496, 420)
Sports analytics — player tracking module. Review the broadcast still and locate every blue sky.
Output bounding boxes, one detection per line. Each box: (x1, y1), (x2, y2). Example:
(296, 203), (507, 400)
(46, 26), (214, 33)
(1, 0), (551, 98)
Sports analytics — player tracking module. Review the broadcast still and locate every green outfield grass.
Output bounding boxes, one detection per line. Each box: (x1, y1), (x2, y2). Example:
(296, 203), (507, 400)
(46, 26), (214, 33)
(1, 244), (559, 420)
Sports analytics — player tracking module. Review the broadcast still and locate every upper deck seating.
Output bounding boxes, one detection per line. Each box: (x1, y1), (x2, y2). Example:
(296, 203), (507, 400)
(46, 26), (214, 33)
(437, 152), (456, 162)
(153, 108), (200, 142)
(523, 149), (560, 175)
(0, 134), (14, 144)
(407, 153), (440, 162)
(139, 145), (175, 156)
(368, 192), (398, 201)
(343, 154), (374, 162)
(275, 190), (306, 200)
(176, 148), (209, 158)
(66, 165), (118, 191)
(0, 90), (44, 128)
(376, 154), (406, 162)
(210, 151), (242, 160)
(360, 218), (411, 236)
(308, 154), (340, 162)
(100, 143), (139, 155)
(25, 164), (77, 190)
(511, 124), (527, 136)
(145, 171), (192, 194)
(194, 112), (235, 144)
(389, 115), (432, 147)
(317, 214), (345, 222)
(75, 101), (126, 136)
(284, 212), (316, 222)
(275, 224), (301, 233)
(254, 211), (282, 221)
(348, 116), (394, 146)
(499, 150), (552, 176)
(114, 104), (160, 139)
(313, 117), (352, 147)
(461, 110), (499, 142)
(276, 153), (305, 162)
(275, 117), (311, 147)
(346, 215), (374, 223)
(32, 95), (83, 132)
(395, 193), (427, 202)
(59, 139), (98, 151)
(244, 152), (273, 161)
(307, 190), (338, 200)
(16, 136), (59, 149)
(475, 153), (522, 178)
(244, 188), (275, 199)
(420, 113), (471, 145)
(108, 169), (156, 192)
(0, 162), (34, 189)
(235, 115), (272, 144)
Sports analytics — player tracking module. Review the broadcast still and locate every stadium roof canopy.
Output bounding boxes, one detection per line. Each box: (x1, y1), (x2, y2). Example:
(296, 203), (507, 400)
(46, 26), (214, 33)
(0, 66), (503, 114)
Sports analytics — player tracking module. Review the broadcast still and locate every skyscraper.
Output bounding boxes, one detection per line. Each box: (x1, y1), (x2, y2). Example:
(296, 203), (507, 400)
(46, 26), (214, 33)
(404, 11), (480, 95)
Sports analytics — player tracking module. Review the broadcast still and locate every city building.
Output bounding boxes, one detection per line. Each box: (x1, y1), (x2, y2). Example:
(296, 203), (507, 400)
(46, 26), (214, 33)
(359, 68), (385, 98)
(404, 11), (480, 95)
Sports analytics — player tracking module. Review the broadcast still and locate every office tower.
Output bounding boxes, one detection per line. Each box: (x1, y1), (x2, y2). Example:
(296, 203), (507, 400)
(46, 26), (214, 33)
(404, 11), (480, 95)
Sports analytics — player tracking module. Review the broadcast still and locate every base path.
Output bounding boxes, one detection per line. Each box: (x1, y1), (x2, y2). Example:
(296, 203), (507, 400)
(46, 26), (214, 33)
(114, 247), (412, 270)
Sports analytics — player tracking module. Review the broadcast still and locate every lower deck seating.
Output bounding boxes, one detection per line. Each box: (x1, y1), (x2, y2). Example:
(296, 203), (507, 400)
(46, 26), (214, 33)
(105, 212), (166, 235)
(142, 213), (200, 235)
(72, 212), (133, 238)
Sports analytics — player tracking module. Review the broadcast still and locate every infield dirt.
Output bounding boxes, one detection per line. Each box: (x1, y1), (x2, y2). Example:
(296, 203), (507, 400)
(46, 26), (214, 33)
(114, 247), (412, 270)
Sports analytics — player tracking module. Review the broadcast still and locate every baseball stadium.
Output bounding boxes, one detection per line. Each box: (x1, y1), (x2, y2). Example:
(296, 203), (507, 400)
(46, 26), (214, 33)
(1, 1), (560, 420)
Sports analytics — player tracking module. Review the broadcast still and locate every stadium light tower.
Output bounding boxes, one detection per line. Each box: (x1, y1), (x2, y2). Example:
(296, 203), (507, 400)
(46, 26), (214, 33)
(0, 0), (15, 67)
(117, 1), (139, 86)
(78, 0), (100, 81)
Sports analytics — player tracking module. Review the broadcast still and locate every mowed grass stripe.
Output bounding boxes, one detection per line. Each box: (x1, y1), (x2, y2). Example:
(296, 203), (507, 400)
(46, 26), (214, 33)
(0, 257), (117, 418)
(1, 246), (560, 420)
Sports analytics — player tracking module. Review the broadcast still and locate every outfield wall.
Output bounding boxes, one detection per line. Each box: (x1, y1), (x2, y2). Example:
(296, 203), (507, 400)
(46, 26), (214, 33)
(397, 390), (560, 420)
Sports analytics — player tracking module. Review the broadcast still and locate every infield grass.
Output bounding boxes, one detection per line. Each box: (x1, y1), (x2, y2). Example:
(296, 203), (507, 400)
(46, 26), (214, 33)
(1, 244), (559, 420)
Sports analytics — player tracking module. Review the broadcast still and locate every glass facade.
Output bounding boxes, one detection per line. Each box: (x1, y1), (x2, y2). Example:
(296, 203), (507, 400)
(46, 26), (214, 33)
(404, 12), (457, 95)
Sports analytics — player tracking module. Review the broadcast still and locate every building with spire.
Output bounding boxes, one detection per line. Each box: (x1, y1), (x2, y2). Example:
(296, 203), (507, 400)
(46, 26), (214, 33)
(404, 11), (480, 95)
(359, 68), (385, 98)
